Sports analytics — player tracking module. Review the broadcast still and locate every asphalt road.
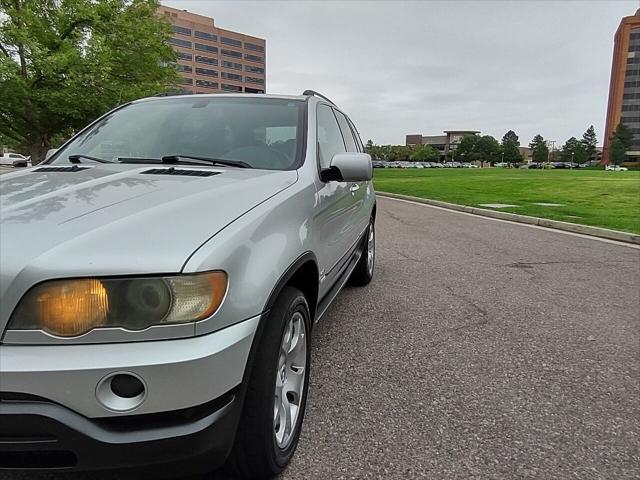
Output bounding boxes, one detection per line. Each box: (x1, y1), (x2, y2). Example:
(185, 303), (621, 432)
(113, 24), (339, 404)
(4, 196), (639, 479)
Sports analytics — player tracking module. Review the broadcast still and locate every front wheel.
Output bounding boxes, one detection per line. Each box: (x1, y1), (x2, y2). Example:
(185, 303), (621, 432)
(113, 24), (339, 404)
(349, 217), (375, 286)
(224, 287), (311, 479)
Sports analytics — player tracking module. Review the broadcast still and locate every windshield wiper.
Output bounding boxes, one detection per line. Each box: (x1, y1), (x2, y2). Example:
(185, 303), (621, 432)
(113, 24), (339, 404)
(162, 155), (252, 169)
(116, 155), (252, 168)
(68, 154), (115, 164)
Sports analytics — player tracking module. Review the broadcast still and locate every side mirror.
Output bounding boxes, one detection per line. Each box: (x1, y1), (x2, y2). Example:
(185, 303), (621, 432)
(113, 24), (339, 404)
(321, 152), (373, 182)
(45, 148), (59, 160)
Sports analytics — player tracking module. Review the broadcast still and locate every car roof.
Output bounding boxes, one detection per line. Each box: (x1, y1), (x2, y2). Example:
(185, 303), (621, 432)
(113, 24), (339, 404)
(134, 93), (311, 105)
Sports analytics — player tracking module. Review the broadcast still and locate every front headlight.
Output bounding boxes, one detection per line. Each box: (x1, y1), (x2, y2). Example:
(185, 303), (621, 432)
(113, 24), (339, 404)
(7, 272), (227, 337)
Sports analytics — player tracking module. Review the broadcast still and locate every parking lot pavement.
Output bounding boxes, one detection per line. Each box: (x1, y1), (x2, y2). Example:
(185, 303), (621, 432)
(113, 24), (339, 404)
(4, 197), (639, 480)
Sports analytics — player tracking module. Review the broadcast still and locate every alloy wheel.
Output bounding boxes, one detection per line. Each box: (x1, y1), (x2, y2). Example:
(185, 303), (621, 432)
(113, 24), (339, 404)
(273, 311), (307, 449)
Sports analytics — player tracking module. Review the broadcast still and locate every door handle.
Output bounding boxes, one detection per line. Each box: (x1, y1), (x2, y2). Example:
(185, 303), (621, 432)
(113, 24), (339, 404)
(349, 183), (360, 195)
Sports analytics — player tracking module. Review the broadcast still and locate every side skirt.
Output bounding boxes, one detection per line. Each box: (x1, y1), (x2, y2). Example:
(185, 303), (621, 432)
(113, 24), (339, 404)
(315, 230), (366, 322)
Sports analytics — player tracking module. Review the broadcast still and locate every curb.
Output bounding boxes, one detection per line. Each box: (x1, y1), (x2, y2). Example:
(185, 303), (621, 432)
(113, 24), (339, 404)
(378, 192), (640, 245)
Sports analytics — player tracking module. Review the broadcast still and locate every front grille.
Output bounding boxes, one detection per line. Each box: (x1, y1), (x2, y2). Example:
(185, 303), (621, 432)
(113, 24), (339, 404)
(32, 166), (89, 173)
(141, 167), (219, 177)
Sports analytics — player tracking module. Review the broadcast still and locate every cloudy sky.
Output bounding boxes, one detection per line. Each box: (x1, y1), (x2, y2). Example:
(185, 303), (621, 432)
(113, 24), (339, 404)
(164, 0), (637, 147)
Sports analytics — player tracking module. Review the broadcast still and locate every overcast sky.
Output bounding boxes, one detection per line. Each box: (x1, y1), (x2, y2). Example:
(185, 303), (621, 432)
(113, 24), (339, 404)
(164, 0), (637, 147)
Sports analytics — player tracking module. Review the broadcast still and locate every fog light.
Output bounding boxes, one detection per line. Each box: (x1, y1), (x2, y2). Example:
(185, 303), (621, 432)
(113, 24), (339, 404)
(96, 372), (147, 412)
(110, 374), (145, 399)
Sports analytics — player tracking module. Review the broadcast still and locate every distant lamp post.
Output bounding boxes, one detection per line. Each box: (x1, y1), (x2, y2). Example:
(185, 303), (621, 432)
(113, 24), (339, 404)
(571, 151), (575, 169)
(546, 140), (556, 169)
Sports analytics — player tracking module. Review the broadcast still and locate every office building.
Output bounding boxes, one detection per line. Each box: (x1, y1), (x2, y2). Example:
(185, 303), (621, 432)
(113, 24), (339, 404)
(406, 130), (480, 159)
(603, 9), (640, 163)
(159, 5), (266, 94)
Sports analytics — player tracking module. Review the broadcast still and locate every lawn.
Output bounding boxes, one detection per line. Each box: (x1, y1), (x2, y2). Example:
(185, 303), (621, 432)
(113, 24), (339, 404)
(373, 168), (640, 234)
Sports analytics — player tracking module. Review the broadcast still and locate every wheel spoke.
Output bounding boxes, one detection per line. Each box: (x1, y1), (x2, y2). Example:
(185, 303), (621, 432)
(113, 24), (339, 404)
(288, 330), (306, 365)
(285, 367), (304, 405)
(281, 392), (293, 438)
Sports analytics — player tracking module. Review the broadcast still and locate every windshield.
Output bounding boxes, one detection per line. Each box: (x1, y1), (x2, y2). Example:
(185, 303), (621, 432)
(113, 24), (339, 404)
(49, 97), (305, 170)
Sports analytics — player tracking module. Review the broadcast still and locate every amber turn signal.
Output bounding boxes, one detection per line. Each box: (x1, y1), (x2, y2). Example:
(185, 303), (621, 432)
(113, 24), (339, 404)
(36, 279), (109, 337)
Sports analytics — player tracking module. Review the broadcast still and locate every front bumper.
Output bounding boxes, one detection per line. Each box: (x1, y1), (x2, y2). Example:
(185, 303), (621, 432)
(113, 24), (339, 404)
(0, 390), (239, 473)
(0, 316), (259, 418)
(0, 315), (262, 473)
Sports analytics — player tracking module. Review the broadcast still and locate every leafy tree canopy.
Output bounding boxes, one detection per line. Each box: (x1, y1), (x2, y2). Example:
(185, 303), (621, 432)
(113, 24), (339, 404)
(0, 0), (178, 162)
(500, 130), (522, 164)
(560, 137), (588, 164)
(529, 134), (549, 163)
(612, 124), (633, 149)
(410, 144), (438, 162)
(580, 125), (597, 160)
(455, 134), (499, 164)
(609, 137), (627, 166)
(454, 135), (480, 162)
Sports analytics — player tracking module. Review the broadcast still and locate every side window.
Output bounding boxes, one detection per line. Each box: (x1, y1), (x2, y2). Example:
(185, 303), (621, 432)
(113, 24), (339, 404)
(334, 110), (358, 152)
(317, 104), (346, 169)
(347, 118), (365, 153)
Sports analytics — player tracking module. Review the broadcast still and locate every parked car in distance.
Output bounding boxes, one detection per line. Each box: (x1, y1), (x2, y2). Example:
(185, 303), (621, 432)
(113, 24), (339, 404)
(605, 164), (628, 171)
(430, 162), (443, 168)
(0, 152), (29, 167)
(372, 160), (385, 168)
(0, 91), (376, 478)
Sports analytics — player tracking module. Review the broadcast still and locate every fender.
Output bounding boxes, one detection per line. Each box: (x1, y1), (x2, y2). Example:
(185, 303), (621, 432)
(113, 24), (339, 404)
(229, 251), (318, 443)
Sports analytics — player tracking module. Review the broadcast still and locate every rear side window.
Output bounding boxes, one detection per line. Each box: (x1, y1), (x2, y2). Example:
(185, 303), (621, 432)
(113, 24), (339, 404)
(316, 104), (346, 169)
(333, 110), (358, 153)
(347, 118), (364, 153)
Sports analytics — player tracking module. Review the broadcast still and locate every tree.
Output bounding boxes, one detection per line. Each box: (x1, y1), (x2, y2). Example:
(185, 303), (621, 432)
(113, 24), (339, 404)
(529, 134), (549, 163)
(607, 123), (633, 165)
(0, 0), (178, 163)
(410, 144), (438, 162)
(560, 137), (588, 164)
(366, 139), (374, 151)
(609, 138), (627, 166)
(454, 134), (499, 165)
(500, 130), (522, 166)
(455, 135), (480, 162)
(613, 123), (633, 149)
(580, 125), (597, 161)
(476, 135), (500, 165)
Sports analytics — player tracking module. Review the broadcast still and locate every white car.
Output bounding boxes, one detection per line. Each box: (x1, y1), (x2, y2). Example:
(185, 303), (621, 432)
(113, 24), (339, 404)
(605, 164), (628, 171)
(0, 153), (29, 167)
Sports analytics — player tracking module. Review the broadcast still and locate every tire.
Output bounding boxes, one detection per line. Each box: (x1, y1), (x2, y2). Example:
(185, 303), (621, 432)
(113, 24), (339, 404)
(224, 287), (311, 479)
(349, 217), (375, 286)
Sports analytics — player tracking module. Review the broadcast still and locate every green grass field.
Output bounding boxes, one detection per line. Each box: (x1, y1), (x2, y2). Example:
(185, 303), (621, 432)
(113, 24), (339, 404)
(373, 168), (640, 234)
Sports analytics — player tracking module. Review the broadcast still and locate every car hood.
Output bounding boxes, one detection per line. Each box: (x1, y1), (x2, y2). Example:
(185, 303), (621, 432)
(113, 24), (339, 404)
(0, 164), (297, 326)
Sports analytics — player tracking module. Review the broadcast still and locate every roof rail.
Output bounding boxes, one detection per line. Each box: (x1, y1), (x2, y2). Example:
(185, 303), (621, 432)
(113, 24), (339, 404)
(154, 91), (194, 97)
(302, 90), (336, 106)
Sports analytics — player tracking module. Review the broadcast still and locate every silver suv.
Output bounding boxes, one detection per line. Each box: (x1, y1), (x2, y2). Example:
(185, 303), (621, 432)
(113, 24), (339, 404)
(0, 91), (376, 478)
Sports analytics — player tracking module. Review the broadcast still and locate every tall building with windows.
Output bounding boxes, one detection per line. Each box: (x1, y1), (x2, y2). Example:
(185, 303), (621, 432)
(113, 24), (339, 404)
(159, 5), (266, 94)
(603, 9), (640, 163)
